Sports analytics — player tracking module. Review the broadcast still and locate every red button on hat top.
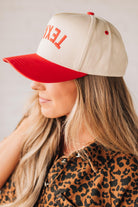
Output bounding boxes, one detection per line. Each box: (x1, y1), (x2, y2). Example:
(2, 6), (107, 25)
(87, 12), (95, 15)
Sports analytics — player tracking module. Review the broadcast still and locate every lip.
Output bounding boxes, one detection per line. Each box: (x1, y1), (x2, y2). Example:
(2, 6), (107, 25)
(39, 96), (51, 103)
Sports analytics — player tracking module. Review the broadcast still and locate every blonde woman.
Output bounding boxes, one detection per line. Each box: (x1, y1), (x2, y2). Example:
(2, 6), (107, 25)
(0, 12), (138, 207)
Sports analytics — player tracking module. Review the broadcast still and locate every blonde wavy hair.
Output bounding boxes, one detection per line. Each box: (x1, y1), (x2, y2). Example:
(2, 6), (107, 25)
(2, 75), (138, 207)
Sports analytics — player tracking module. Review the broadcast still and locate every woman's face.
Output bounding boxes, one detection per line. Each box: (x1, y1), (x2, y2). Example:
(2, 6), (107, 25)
(31, 80), (77, 118)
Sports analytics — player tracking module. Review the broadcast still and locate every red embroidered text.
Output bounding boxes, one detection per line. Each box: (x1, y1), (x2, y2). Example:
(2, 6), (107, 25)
(43, 25), (67, 49)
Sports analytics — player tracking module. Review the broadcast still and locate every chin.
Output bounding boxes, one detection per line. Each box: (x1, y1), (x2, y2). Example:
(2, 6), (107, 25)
(41, 111), (54, 118)
(41, 109), (61, 118)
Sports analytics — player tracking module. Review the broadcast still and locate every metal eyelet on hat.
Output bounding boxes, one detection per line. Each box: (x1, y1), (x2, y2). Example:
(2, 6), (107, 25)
(105, 30), (109, 35)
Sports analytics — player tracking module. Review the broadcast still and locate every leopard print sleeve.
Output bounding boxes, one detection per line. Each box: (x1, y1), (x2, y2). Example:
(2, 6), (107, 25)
(0, 176), (16, 204)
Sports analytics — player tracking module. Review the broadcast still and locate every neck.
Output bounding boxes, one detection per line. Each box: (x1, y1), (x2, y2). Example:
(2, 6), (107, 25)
(62, 124), (96, 156)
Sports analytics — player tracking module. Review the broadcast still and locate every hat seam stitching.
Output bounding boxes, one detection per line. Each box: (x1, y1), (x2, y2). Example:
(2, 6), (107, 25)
(77, 15), (95, 73)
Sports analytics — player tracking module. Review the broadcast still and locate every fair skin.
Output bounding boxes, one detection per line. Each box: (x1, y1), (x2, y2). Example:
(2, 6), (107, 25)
(31, 80), (94, 155)
(31, 80), (77, 118)
(0, 80), (93, 188)
(0, 116), (32, 188)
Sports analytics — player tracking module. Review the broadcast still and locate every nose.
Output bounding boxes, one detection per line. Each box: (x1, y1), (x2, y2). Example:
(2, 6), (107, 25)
(31, 81), (45, 91)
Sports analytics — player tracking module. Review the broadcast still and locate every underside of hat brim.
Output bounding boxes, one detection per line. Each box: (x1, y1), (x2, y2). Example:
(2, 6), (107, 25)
(3, 54), (87, 83)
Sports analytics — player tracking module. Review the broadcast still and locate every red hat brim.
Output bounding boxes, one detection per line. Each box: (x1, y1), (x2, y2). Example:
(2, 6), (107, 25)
(3, 53), (87, 83)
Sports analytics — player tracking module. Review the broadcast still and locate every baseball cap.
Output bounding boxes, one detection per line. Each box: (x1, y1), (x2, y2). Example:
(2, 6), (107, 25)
(3, 12), (128, 83)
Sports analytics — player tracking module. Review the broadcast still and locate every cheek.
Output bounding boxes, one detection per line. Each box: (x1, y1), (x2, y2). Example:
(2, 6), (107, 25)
(52, 89), (77, 116)
(40, 84), (77, 118)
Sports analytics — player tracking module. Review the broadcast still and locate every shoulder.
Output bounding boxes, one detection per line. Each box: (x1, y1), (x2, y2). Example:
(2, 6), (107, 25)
(107, 148), (137, 165)
(84, 142), (138, 175)
(101, 147), (138, 187)
(105, 150), (138, 206)
(106, 150), (138, 176)
(83, 142), (138, 206)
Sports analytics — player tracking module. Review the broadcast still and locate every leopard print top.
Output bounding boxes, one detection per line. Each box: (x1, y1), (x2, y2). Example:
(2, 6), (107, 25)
(0, 142), (138, 206)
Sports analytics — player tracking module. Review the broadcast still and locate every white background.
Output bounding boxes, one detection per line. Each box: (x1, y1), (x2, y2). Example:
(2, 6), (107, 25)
(0, 0), (138, 141)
